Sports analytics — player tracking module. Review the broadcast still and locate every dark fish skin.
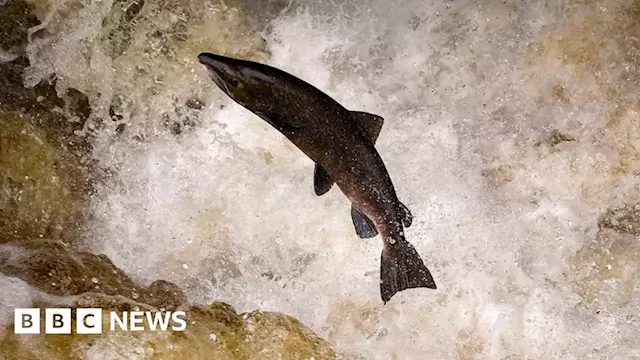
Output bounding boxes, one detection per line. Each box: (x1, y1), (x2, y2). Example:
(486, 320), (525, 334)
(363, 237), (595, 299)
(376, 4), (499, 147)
(198, 52), (436, 303)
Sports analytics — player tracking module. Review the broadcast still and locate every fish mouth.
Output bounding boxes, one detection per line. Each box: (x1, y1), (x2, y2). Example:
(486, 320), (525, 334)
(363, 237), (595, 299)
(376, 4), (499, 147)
(198, 53), (232, 95)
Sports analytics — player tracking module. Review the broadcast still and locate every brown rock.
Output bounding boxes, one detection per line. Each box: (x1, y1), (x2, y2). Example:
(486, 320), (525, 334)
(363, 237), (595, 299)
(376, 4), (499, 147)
(0, 112), (91, 246)
(0, 0), (39, 56)
(0, 241), (187, 311)
(0, 296), (336, 360)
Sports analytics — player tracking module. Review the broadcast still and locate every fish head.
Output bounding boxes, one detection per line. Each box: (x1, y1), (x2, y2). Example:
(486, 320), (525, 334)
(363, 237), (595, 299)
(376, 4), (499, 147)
(198, 52), (276, 111)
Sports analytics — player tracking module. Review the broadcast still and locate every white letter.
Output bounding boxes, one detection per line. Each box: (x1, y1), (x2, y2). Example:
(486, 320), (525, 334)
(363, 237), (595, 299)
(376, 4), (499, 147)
(76, 308), (103, 334)
(110, 311), (127, 331)
(14, 308), (40, 334)
(145, 311), (171, 331)
(171, 311), (187, 331)
(129, 311), (145, 331)
(45, 308), (71, 334)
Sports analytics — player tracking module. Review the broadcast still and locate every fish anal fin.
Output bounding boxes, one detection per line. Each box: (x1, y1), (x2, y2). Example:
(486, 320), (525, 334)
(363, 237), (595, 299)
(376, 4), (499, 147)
(351, 205), (378, 239)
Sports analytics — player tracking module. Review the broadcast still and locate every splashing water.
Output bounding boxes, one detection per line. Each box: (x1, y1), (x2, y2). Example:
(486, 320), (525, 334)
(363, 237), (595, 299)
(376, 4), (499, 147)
(18, 0), (640, 358)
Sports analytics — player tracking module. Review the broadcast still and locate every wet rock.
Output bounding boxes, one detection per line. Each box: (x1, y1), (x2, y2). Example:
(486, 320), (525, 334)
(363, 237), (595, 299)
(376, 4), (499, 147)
(24, 0), (271, 141)
(546, 130), (575, 146)
(260, 270), (277, 280)
(534, 129), (576, 148)
(0, 239), (336, 358)
(550, 84), (569, 103)
(456, 328), (485, 360)
(0, 57), (94, 154)
(0, 293), (335, 360)
(0, 112), (91, 246)
(409, 15), (424, 31)
(569, 227), (639, 309)
(0, 23), (97, 245)
(100, 0), (147, 58)
(527, 0), (640, 105)
(0, 241), (186, 310)
(185, 97), (205, 110)
(64, 88), (92, 122)
(570, 202), (640, 311)
(598, 203), (640, 235)
(239, 0), (293, 30)
(97, 0), (270, 72)
(241, 309), (335, 359)
(0, 58), (63, 113)
(115, 122), (126, 135)
(481, 164), (515, 187)
(290, 253), (318, 278)
(145, 280), (187, 309)
(0, 0), (40, 56)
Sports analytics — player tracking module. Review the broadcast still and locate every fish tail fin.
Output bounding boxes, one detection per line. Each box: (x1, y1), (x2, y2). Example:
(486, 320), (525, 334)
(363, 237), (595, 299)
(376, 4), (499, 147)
(380, 239), (436, 304)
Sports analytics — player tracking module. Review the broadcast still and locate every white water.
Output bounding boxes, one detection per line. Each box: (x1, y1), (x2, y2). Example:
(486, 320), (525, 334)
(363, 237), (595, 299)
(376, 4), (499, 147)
(19, 0), (640, 358)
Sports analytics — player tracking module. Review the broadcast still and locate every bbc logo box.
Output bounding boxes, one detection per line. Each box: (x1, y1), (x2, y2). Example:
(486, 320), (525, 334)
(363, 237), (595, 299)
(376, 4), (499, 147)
(14, 308), (187, 334)
(15, 308), (103, 335)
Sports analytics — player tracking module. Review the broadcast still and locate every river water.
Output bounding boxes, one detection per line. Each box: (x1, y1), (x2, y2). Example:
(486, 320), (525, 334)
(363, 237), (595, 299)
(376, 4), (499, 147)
(19, 0), (640, 358)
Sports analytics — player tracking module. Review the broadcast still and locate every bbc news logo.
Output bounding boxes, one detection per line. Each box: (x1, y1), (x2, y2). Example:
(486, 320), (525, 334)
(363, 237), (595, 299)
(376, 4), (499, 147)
(14, 308), (187, 334)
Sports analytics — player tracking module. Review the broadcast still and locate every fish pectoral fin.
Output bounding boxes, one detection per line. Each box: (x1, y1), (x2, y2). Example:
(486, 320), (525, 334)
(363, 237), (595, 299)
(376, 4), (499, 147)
(349, 111), (385, 146)
(313, 164), (334, 196)
(351, 205), (378, 239)
(399, 202), (413, 228)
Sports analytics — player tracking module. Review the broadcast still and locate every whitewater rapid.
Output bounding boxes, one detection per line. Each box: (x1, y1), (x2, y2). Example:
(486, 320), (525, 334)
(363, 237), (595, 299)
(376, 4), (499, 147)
(18, 0), (640, 358)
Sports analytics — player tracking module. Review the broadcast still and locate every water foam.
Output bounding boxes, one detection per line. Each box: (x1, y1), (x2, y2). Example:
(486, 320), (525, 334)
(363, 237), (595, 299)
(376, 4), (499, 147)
(19, 0), (640, 358)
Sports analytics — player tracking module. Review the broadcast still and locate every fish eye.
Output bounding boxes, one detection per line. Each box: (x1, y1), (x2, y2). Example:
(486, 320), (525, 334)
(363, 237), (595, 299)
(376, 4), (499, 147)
(229, 78), (239, 87)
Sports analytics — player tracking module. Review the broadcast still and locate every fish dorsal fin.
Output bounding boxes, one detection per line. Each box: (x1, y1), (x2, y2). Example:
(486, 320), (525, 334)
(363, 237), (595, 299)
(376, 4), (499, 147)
(350, 111), (385, 146)
(314, 164), (334, 196)
(313, 111), (384, 197)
